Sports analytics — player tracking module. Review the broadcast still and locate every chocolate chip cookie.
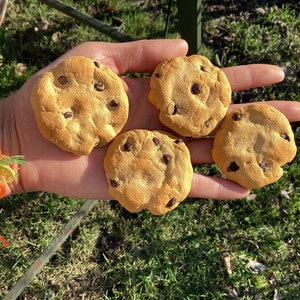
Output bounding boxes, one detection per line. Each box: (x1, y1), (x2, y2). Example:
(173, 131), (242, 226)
(148, 55), (232, 137)
(104, 129), (193, 215)
(31, 56), (129, 155)
(212, 104), (297, 189)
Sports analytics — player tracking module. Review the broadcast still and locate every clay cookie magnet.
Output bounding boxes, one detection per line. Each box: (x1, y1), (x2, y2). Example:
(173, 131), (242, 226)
(31, 56), (129, 155)
(148, 55), (232, 138)
(104, 129), (193, 215)
(212, 104), (297, 189)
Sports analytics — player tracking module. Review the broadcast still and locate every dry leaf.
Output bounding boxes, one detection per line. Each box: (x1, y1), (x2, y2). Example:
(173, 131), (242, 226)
(15, 63), (27, 76)
(223, 253), (232, 275)
(280, 190), (290, 199)
(246, 259), (266, 274)
(52, 32), (60, 43)
(223, 287), (239, 299)
(246, 194), (257, 200)
(34, 20), (49, 32)
(273, 288), (282, 300)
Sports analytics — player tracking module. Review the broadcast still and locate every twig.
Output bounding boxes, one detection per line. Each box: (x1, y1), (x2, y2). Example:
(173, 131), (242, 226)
(0, 0), (8, 26)
(3, 199), (98, 300)
(40, 0), (135, 42)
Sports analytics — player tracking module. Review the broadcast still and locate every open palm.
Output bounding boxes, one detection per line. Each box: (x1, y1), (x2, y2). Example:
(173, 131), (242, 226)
(5, 39), (300, 201)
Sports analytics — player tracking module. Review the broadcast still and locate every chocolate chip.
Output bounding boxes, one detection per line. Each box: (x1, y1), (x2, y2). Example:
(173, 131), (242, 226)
(58, 76), (68, 85)
(259, 161), (267, 172)
(200, 66), (206, 71)
(175, 139), (183, 144)
(232, 112), (242, 121)
(153, 137), (160, 146)
(191, 83), (202, 94)
(109, 99), (119, 107)
(155, 73), (161, 78)
(282, 133), (290, 142)
(163, 154), (172, 165)
(172, 105), (178, 115)
(110, 179), (120, 187)
(63, 111), (73, 119)
(94, 61), (100, 68)
(94, 82), (105, 91)
(227, 161), (240, 172)
(166, 197), (176, 208)
(123, 142), (133, 152)
(204, 120), (210, 127)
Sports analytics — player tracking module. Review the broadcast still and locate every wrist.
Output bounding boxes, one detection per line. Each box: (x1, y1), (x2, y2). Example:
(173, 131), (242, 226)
(0, 95), (27, 196)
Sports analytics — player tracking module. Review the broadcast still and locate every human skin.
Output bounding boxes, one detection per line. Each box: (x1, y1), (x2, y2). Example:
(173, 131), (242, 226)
(1, 39), (299, 201)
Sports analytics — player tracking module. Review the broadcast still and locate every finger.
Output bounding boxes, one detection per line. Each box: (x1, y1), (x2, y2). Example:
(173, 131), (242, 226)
(40, 39), (188, 75)
(76, 39), (188, 74)
(187, 138), (214, 164)
(271, 101), (300, 122)
(189, 173), (250, 199)
(223, 64), (285, 91)
(111, 39), (189, 73)
(229, 100), (300, 123)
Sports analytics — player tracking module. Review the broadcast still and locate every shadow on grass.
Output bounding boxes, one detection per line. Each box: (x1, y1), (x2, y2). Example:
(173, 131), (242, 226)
(78, 197), (300, 298)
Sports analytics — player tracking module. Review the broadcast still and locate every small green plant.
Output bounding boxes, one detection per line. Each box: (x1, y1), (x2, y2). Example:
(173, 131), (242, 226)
(203, 4), (300, 102)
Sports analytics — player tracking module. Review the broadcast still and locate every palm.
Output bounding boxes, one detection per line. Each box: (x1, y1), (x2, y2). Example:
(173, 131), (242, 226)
(8, 39), (300, 200)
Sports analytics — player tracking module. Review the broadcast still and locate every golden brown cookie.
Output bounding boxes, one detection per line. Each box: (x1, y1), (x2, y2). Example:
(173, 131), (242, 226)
(148, 55), (232, 137)
(104, 129), (193, 215)
(212, 104), (297, 189)
(31, 56), (129, 155)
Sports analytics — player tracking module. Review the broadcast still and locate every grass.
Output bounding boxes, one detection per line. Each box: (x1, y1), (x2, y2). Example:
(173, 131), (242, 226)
(1, 0), (300, 299)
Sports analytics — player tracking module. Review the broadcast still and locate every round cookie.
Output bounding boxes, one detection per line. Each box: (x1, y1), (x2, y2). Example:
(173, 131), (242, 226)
(148, 55), (232, 138)
(31, 56), (129, 155)
(212, 104), (297, 189)
(104, 129), (193, 215)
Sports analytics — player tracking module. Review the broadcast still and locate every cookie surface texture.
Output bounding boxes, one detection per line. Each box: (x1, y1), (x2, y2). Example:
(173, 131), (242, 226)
(31, 56), (129, 155)
(104, 129), (193, 215)
(148, 55), (232, 137)
(212, 104), (297, 189)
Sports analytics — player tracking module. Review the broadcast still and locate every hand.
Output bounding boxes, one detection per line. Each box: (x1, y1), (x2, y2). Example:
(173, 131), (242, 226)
(3, 39), (300, 201)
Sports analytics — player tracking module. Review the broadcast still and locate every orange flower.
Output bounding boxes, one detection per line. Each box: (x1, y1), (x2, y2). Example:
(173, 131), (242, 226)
(0, 154), (25, 198)
(0, 154), (25, 183)
(0, 182), (6, 198)
(0, 235), (9, 248)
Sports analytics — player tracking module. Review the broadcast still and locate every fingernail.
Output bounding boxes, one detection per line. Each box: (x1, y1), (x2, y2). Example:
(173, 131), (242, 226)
(276, 66), (286, 81)
(172, 39), (189, 55)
